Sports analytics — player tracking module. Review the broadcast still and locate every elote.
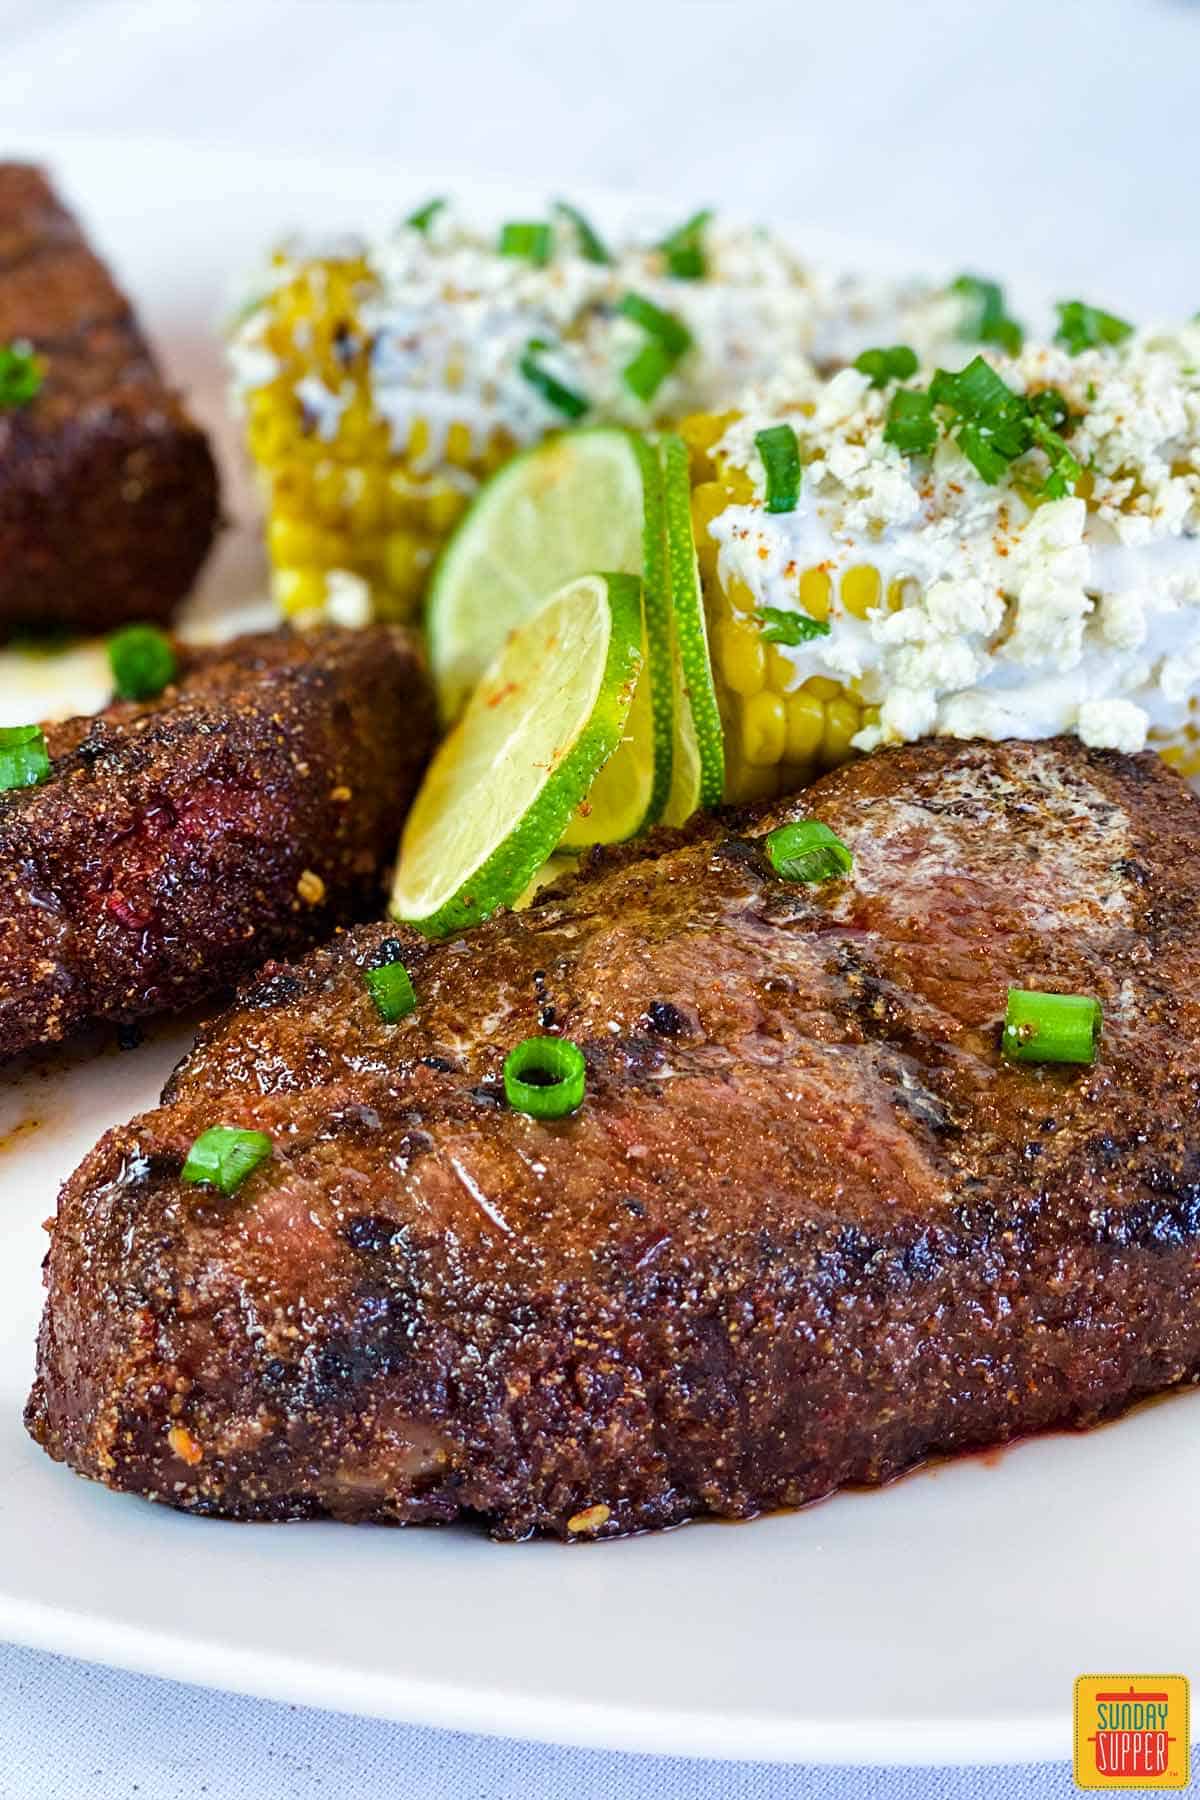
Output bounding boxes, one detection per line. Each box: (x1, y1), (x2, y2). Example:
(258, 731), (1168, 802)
(228, 201), (1020, 626)
(680, 315), (1200, 799)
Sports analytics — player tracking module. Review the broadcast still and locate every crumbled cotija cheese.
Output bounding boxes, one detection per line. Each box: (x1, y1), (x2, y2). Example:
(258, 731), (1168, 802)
(707, 327), (1200, 755)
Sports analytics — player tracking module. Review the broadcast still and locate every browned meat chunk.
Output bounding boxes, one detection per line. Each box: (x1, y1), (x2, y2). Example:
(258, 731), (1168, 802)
(0, 625), (433, 1057)
(26, 739), (1200, 1538)
(0, 163), (219, 633)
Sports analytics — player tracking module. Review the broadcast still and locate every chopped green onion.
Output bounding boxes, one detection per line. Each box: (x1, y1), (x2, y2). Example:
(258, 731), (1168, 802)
(405, 197), (446, 233)
(181, 1126), (273, 1195)
(764, 820), (853, 884)
(1030, 389), (1070, 432)
(617, 292), (693, 357)
(553, 200), (610, 264)
(622, 341), (673, 403)
(1030, 414), (1082, 499)
(503, 1036), (587, 1118)
(108, 624), (178, 702)
(883, 387), (938, 457)
(950, 275), (1024, 355)
(518, 339), (590, 421)
(0, 341), (42, 409)
(618, 292), (693, 402)
(854, 344), (919, 388)
(499, 221), (553, 265)
(657, 208), (713, 280)
(0, 723), (50, 791)
(754, 607), (830, 646)
(1054, 300), (1133, 356)
(1001, 988), (1101, 1065)
(754, 424), (802, 513)
(364, 959), (417, 1022)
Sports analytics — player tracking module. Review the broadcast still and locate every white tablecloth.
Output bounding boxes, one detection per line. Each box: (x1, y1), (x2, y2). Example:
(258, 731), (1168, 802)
(2, 1), (1199, 1793)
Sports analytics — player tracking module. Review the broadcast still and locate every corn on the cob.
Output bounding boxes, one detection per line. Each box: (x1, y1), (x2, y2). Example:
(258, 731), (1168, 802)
(680, 322), (1200, 800)
(228, 205), (1024, 627)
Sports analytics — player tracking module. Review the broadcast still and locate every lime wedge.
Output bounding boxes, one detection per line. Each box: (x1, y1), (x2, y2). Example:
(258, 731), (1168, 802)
(660, 432), (725, 814)
(392, 573), (643, 936)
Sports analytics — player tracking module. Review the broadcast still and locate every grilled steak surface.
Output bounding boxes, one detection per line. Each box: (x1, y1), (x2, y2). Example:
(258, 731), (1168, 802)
(27, 739), (1200, 1538)
(0, 625), (433, 1058)
(0, 163), (219, 633)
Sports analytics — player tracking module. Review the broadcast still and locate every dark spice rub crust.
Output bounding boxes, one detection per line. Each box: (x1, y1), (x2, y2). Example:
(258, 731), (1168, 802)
(0, 163), (218, 633)
(0, 625), (433, 1057)
(27, 739), (1200, 1539)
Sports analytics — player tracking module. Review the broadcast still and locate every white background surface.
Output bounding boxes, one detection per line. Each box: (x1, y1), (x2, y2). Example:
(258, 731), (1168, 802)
(2, 1), (1200, 1795)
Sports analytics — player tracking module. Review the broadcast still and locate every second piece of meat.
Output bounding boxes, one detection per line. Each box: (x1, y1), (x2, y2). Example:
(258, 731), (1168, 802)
(0, 624), (434, 1059)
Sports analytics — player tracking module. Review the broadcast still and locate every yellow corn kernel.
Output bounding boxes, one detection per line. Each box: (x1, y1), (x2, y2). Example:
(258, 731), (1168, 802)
(715, 617), (766, 697)
(725, 576), (758, 617)
(312, 461), (348, 525)
(820, 696), (862, 769)
(444, 421), (474, 469)
(267, 516), (323, 569)
(784, 689), (826, 763)
(716, 463), (756, 505)
(888, 576), (918, 613)
(406, 417), (432, 465)
(841, 564), (882, 620)
(691, 481), (731, 534)
(802, 675), (841, 701)
(346, 466), (388, 533)
(383, 531), (433, 602)
(385, 469), (428, 527)
(764, 644), (797, 693)
(724, 753), (779, 802)
(740, 692), (788, 766)
(677, 411), (737, 482)
(797, 567), (832, 622)
(427, 484), (469, 536)
(273, 568), (328, 617)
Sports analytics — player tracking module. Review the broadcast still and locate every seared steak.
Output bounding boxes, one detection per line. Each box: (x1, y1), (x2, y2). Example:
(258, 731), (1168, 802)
(0, 625), (433, 1058)
(27, 739), (1200, 1538)
(0, 164), (219, 633)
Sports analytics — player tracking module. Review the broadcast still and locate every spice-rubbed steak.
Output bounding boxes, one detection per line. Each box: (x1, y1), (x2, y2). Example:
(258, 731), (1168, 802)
(0, 163), (219, 633)
(27, 739), (1200, 1538)
(0, 625), (434, 1059)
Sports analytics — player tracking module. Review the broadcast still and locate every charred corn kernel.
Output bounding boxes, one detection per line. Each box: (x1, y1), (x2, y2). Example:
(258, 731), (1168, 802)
(841, 564), (882, 619)
(740, 691), (788, 766)
(784, 689), (826, 762)
(820, 696), (863, 768)
(716, 616), (766, 697)
(797, 567), (832, 622)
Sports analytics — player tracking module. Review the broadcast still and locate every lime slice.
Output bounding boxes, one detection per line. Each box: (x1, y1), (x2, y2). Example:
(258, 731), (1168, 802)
(392, 573), (643, 936)
(427, 431), (673, 845)
(660, 432), (725, 813)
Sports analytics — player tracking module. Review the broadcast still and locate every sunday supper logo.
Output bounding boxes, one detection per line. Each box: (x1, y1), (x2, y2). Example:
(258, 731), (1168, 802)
(1073, 1676), (1190, 1789)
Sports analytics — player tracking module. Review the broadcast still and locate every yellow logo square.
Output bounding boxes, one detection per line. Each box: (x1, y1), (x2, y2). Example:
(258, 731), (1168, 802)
(1074, 1675), (1190, 1789)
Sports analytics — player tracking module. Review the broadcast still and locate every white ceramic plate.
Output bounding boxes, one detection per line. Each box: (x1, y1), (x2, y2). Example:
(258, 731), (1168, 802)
(0, 134), (1193, 1767)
